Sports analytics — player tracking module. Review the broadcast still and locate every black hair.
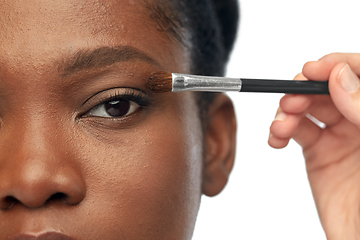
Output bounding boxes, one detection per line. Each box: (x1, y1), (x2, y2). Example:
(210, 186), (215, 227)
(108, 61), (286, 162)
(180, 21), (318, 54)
(148, 0), (239, 125)
(175, 0), (239, 76)
(174, 0), (240, 126)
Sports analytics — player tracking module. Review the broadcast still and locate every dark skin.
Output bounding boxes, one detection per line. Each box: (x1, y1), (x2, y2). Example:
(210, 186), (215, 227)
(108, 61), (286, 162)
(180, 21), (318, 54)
(0, 0), (237, 239)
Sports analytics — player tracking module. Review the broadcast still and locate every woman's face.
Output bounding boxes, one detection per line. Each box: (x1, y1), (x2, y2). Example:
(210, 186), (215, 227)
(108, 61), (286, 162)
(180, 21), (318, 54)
(0, 0), (204, 239)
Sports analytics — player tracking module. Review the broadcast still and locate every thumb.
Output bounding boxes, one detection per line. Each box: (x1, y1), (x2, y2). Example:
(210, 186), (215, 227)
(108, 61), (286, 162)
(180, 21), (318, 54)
(329, 63), (360, 126)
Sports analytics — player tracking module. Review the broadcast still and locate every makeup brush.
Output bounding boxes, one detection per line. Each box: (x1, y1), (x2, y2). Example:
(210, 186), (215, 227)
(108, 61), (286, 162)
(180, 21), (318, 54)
(146, 71), (329, 95)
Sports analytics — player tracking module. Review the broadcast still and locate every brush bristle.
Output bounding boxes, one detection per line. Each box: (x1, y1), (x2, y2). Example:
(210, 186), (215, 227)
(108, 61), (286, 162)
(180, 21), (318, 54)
(146, 71), (173, 93)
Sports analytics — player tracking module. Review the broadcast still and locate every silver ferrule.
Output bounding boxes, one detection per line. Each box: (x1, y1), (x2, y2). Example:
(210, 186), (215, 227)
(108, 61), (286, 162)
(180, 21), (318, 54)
(172, 73), (242, 92)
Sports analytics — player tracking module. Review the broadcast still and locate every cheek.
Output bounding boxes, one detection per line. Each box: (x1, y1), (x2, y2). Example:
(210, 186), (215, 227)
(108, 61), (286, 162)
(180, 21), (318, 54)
(75, 93), (203, 239)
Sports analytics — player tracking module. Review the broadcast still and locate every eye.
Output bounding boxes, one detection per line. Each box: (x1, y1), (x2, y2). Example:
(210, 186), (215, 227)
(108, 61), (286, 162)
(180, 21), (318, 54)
(88, 99), (140, 118)
(80, 88), (150, 121)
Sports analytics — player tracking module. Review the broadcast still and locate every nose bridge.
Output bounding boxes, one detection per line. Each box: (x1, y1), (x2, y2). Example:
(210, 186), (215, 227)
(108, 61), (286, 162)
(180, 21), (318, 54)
(1, 108), (62, 164)
(0, 111), (86, 209)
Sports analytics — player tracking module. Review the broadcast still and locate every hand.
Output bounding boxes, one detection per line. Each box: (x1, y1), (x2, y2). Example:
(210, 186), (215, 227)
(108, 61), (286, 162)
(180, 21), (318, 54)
(268, 53), (360, 240)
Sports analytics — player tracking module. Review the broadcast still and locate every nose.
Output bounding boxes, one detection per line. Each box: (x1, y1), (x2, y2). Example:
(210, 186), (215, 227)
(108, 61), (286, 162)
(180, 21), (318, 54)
(0, 122), (86, 210)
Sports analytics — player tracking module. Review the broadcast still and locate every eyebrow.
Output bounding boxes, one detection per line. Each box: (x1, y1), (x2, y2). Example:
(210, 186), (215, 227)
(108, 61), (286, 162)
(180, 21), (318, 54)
(60, 46), (159, 77)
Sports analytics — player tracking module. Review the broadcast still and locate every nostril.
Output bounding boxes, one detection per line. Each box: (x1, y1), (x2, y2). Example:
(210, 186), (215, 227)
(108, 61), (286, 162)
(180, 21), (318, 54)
(0, 196), (19, 210)
(0, 192), (82, 210)
(46, 192), (68, 204)
(0, 161), (86, 209)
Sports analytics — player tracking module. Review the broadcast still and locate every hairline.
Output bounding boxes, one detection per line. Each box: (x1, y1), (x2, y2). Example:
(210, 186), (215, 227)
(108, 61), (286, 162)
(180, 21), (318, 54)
(144, 0), (220, 132)
(144, 0), (190, 49)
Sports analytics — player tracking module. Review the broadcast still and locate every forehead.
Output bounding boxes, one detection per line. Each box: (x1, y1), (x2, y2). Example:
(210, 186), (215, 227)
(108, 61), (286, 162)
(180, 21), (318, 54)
(0, 0), (145, 45)
(0, 0), (187, 73)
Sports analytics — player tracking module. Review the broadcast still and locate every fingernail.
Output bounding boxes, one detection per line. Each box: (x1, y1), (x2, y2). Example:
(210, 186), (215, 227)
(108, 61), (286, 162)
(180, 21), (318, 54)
(268, 133), (273, 140)
(339, 64), (360, 93)
(274, 112), (287, 121)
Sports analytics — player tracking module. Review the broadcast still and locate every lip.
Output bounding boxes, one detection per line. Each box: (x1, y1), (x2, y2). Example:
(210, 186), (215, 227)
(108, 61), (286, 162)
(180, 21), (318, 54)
(7, 232), (77, 240)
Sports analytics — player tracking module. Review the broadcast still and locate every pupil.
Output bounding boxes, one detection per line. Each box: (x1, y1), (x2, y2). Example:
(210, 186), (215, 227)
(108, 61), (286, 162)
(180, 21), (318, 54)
(105, 100), (130, 117)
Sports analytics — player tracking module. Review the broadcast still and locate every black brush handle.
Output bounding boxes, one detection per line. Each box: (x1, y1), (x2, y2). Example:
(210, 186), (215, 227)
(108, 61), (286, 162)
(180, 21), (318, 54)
(240, 79), (329, 95)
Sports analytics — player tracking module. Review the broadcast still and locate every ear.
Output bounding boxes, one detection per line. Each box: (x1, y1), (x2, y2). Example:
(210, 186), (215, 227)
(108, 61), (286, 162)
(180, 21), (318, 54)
(202, 94), (237, 197)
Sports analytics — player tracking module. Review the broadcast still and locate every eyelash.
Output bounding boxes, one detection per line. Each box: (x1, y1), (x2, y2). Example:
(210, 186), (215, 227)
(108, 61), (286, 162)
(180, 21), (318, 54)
(98, 89), (149, 107)
(83, 88), (150, 119)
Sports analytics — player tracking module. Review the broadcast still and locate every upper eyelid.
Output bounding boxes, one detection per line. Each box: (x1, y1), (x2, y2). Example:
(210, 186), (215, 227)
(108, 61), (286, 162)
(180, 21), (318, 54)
(96, 90), (149, 107)
(82, 87), (147, 107)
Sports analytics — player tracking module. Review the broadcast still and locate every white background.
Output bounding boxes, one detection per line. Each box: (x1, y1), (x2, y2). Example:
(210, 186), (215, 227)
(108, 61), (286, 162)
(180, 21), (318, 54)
(193, 0), (360, 239)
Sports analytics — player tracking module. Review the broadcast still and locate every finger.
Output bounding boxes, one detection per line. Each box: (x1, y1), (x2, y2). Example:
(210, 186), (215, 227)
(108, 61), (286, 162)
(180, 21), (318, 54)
(279, 92), (342, 127)
(269, 109), (323, 149)
(278, 73), (312, 114)
(280, 94), (312, 115)
(329, 62), (360, 127)
(268, 134), (290, 149)
(269, 109), (304, 139)
(305, 95), (343, 127)
(268, 108), (292, 149)
(292, 116), (322, 149)
(289, 70), (343, 127)
(303, 53), (360, 81)
(294, 72), (308, 81)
